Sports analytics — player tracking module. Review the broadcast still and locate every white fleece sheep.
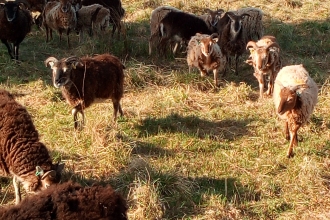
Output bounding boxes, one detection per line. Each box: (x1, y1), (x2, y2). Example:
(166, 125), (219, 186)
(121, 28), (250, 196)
(273, 64), (318, 158)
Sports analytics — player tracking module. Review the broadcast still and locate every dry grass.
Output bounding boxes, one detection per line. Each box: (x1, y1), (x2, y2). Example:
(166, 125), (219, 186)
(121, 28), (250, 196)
(0, 0), (330, 219)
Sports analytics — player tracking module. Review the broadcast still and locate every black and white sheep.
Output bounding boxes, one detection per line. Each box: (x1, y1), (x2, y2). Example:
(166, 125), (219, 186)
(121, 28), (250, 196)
(42, 0), (77, 47)
(216, 11), (250, 75)
(81, 0), (125, 38)
(273, 64), (318, 158)
(45, 53), (125, 130)
(148, 5), (181, 55)
(246, 35), (282, 98)
(0, 181), (128, 219)
(187, 33), (226, 87)
(0, 89), (64, 204)
(0, 0), (33, 60)
(76, 3), (110, 42)
(158, 10), (212, 55)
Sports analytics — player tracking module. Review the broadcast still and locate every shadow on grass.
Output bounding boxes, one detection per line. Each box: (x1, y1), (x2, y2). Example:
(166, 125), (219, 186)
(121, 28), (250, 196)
(135, 113), (255, 141)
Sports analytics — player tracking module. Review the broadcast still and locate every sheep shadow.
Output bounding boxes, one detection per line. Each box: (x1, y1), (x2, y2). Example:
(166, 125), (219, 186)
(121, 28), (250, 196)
(135, 113), (255, 141)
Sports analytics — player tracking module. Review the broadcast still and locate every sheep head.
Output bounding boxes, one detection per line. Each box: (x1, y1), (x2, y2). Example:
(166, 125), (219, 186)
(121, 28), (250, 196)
(59, 0), (73, 13)
(0, 0), (30, 22)
(277, 84), (307, 115)
(199, 33), (218, 57)
(204, 8), (224, 27)
(227, 12), (249, 40)
(45, 56), (83, 88)
(246, 40), (280, 71)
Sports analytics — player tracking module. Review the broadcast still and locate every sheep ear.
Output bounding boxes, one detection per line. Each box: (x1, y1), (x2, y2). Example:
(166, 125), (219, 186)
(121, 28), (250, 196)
(56, 163), (65, 173)
(35, 166), (44, 177)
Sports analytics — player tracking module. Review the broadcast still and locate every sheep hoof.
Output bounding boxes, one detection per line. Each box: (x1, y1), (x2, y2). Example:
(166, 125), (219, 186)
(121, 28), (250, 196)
(287, 152), (295, 158)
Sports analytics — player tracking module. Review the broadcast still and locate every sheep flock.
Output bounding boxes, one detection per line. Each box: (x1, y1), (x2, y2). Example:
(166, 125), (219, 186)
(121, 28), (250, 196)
(0, 0), (328, 218)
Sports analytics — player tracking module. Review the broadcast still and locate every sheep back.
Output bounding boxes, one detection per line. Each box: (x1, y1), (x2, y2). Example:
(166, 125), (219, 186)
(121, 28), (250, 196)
(0, 181), (128, 220)
(59, 54), (124, 109)
(0, 89), (63, 194)
(273, 64), (318, 122)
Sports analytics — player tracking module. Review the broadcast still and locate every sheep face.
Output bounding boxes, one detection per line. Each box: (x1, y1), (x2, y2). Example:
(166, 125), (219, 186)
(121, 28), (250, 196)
(277, 87), (298, 115)
(2, 2), (19, 22)
(205, 8), (224, 27)
(200, 36), (218, 57)
(60, 0), (73, 13)
(45, 57), (83, 88)
(227, 13), (249, 39)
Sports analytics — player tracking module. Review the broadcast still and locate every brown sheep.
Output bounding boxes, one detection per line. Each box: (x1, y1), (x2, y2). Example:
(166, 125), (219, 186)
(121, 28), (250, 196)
(0, 181), (128, 219)
(45, 53), (125, 130)
(0, 89), (64, 204)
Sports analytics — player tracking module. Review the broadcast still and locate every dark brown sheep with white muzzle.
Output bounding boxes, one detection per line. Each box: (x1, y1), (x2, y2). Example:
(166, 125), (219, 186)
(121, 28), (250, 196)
(45, 53), (125, 130)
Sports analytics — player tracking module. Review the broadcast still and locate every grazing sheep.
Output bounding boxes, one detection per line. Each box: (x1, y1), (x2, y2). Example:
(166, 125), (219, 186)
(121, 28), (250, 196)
(233, 7), (264, 42)
(187, 33), (226, 86)
(42, 0), (77, 47)
(216, 11), (249, 75)
(76, 4), (110, 42)
(0, 0), (33, 60)
(273, 64), (318, 158)
(0, 89), (64, 204)
(81, 0), (125, 38)
(45, 53), (125, 129)
(158, 10), (212, 55)
(0, 181), (128, 220)
(199, 8), (224, 33)
(149, 5), (181, 55)
(246, 35), (282, 98)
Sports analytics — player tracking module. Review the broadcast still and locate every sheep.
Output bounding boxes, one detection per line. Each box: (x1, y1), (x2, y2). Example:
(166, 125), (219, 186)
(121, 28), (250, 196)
(158, 10), (212, 56)
(149, 5), (181, 56)
(199, 8), (224, 33)
(0, 0), (33, 60)
(232, 7), (264, 42)
(0, 181), (128, 219)
(76, 4), (110, 42)
(246, 35), (282, 98)
(81, 0), (125, 38)
(0, 89), (64, 204)
(44, 53), (125, 130)
(273, 64), (318, 158)
(42, 0), (77, 47)
(187, 33), (226, 87)
(216, 11), (250, 75)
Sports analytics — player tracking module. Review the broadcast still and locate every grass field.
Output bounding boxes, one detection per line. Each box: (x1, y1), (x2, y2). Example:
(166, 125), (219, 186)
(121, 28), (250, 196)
(0, 0), (330, 219)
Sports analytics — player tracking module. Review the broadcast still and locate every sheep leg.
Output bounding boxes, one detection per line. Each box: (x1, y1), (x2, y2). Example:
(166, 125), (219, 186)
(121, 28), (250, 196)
(1, 39), (14, 59)
(13, 43), (19, 60)
(287, 122), (301, 158)
(266, 72), (275, 95)
(113, 100), (123, 121)
(72, 104), (84, 130)
(254, 72), (264, 98)
(66, 29), (71, 48)
(213, 68), (219, 87)
(284, 121), (290, 140)
(234, 54), (239, 75)
(13, 176), (21, 204)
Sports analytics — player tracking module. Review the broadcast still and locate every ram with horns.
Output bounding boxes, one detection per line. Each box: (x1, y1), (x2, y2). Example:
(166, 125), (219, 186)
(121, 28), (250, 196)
(245, 35), (282, 98)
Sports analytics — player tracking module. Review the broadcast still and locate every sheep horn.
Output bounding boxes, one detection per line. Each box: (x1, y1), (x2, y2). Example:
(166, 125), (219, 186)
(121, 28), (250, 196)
(65, 56), (80, 63)
(240, 13), (250, 18)
(246, 41), (258, 50)
(44, 57), (58, 67)
(216, 9), (225, 14)
(266, 42), (280, 50)
(210, 33), (218, 39)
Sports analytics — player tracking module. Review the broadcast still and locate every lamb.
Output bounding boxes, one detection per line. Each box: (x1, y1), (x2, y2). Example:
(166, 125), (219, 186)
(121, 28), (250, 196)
(81, 0), (125, 38)
(42, 0), (77, 47)
(216, 11), (250, 75)
(158, 10), (212, 55)
(0, 0), (33, 60)
(0, 89), (64, 204)
(273, 64), (318, 158)
(148, 5), (181, 55)
(187, 33), (226, 87)
(246, 35), (282, 98)
(44, 53), (125, 130)
(0, 181), (128, 220)
(199, 8), (224, 33)
(76, 4), (110, 42)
